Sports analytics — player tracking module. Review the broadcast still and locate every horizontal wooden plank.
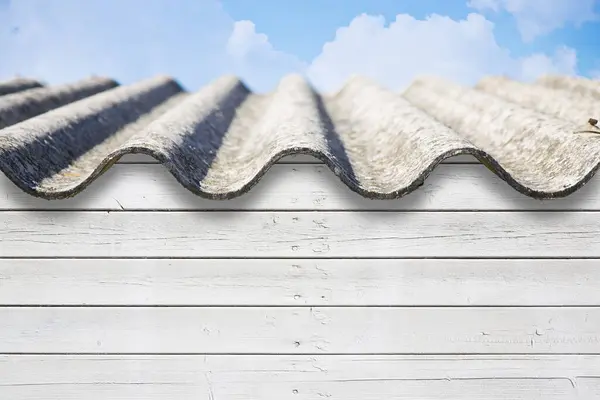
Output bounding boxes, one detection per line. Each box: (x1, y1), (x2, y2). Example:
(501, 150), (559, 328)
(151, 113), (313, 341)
(2, 211), (600, 257)
(2, 164), (599, 211)
(0, 307), (598, 354)
(0, 355), (596, 399)
(117, 153), (480, 164)
(1, 259), (599, 306)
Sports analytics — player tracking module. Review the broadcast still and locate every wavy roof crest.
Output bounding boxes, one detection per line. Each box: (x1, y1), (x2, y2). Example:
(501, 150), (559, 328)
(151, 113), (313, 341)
(0, 73), (599, 200)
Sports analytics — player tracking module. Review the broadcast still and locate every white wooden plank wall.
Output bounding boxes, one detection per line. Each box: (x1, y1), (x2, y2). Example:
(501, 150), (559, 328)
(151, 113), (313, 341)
(1, 154), (599, 399)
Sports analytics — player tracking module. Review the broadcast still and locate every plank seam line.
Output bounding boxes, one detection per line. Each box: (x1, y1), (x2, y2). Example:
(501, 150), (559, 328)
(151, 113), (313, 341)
(1, 256), (598, 260)
(0, 354), (594, 358)
(0, 352), (597, 356)
(0, 305), (596, 309)
(0, 377), (587, 382)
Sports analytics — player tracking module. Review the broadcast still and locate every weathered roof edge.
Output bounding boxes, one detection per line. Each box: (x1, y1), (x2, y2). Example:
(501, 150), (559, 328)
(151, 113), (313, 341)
(1, 73), (600, 201)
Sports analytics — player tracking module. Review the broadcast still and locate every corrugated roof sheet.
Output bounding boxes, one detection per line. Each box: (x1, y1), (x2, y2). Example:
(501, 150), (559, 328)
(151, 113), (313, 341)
(0, 73), (599, 200)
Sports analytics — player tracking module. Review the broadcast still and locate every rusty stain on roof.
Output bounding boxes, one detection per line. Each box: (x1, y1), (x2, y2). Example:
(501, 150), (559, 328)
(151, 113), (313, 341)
(0, 73), (599, 200)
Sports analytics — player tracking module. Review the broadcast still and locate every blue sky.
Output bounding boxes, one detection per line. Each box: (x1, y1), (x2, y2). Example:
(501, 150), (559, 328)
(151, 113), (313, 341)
(0, 0), (598, 92)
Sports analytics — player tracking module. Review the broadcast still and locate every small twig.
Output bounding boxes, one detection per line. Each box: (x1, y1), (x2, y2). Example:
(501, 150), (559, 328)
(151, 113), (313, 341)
(574, 118), (600, 135)
(575, 118), (600, 136)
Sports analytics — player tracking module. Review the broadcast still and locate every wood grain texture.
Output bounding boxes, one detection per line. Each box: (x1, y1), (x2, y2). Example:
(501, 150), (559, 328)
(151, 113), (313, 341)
(1, 156), (596, 395)
(2, 211), (600, 257)
(0, 355), (596, 399)
(3, 164), (600, 211)
(0, 259), (599, 306)
(0, 307), (598, 354)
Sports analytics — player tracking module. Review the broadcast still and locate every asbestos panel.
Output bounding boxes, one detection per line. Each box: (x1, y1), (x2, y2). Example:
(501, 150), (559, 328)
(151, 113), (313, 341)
(0, 73), (599, 200)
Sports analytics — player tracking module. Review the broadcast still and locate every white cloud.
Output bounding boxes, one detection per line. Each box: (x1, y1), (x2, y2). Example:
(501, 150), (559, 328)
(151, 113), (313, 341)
(226, 20), (306, 90)
(0, 1), (584, 94)
(227, 20), (274, 59)
(0, 0), (299, 92)
(468, 0), (598, 42)
(306, 13), (577, 92)
(0, 0), (234, 88)
(519, 46), (577, 81)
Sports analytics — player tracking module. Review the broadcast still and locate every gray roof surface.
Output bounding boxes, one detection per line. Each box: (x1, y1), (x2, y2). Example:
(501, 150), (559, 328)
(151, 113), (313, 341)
(0, 73), (599, 200)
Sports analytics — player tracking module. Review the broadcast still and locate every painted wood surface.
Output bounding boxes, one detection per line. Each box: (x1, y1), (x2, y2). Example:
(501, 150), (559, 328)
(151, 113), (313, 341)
(0, 259), (598, 306)
(1, 307), (598, 354)
(1, 160), (598, 399)
(2, 210), (600, 257)
(0, 355), (596, 399)
(3, 164), (600, 211)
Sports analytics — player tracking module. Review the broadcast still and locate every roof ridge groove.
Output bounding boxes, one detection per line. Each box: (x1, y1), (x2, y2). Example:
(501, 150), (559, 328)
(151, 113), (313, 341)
(0, 74), (599, 201)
